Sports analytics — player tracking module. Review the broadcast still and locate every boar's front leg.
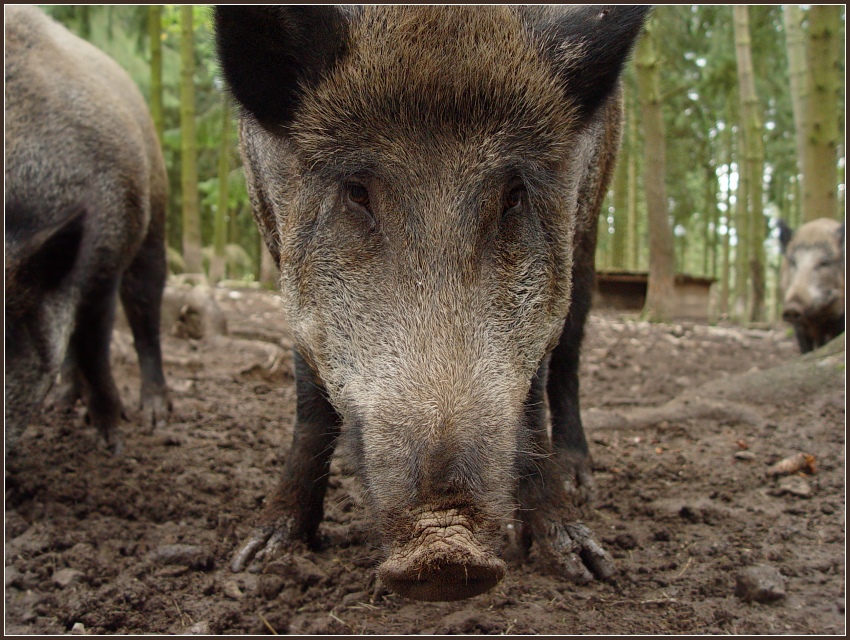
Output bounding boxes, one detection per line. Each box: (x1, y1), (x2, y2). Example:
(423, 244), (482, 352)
(232, 348), (341, 572)
(547, 260), (595, 503)
(516, 362), (614, 584)
(45, 350), (85, 412)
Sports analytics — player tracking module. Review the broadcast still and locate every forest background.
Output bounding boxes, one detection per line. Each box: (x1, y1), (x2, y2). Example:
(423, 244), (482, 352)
(41, 5), (846, 325)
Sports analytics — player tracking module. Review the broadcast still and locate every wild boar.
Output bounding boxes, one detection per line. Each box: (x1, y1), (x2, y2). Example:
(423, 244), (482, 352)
(778, 217), (845, 353)
(215, 5), (648, 601)
(5, 5), (170, 456)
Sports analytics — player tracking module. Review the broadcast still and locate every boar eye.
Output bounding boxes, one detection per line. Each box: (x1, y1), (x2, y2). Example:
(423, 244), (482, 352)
(345, 182), (371, 211)
(504, 185), (527, 214)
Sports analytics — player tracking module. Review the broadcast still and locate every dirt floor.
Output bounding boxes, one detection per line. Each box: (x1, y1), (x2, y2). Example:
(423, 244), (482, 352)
(5, 284), (845, 635)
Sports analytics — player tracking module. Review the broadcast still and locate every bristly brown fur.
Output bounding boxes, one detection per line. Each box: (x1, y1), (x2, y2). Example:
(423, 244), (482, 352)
(5, 5), (170, 454)
(293, 7), (581, 172)
(216, 5), (648, 599)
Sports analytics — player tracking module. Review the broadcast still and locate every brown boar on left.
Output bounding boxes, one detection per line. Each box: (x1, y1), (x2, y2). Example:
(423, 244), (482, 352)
(5, 5), (170, 456)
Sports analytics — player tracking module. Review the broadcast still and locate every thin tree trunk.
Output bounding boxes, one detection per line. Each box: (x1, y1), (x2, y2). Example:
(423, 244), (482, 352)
(180, 6), (202, 275)
(79, 6), (91, 40)
(720, 118), (733, 318)
(804, 5), (842, 221)
(783, 5), (810, 223)
(790, 172), (803, 229)
(732, 130), (749, 322)
(107, 6), (114, 41)
(720, 189), (731, 318)
(259, 242), (278, 288)
(611, 149), (628, 270)
(229, 205), (240, 250)
(676, 210), (686, 274)
(626, 95), (639, 272)
(734, 6), (766, 323)
(596, 214), (610, 272)
(148, 6), (164, 147)
(635, 20), (675, 323)
(210, 98), (231, 284)
(704, 161), (717, 278)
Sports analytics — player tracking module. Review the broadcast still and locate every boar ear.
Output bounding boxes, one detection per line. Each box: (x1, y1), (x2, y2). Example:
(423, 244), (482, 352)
(836, 222), (845, 254)
(777, 219), (794, 254)
(214, 6), (349, 131)
(533, 5), (650, 121)
(6, 203), (86, 293)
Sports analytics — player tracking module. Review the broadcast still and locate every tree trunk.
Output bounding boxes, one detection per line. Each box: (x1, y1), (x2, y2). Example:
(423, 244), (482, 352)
(720, 127), (732, 318)
(210, 98), (231, 284)
(180, 6), (203, 275)
(702, 150), (715, 277)
(791, 173), (802, 228)
(148, 6), (164, 147)
(596, 214), (610, 271)
(611, 147), (628, 270)
(626, 94), (639, 272)
(803, 5), (842, 221)
(635, 21), (675, 323)
(783, 5), (811, 223)
(79, 6), (91, 40)
(733, 6), (766, 323)
(732, 129), (749, 322)
(259, 242), (278, 289)
(229, 205), (240, 250)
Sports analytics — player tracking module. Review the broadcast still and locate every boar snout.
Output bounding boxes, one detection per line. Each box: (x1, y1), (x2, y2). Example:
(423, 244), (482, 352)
(377, 509), (506, 601)
(781, 301), (804, 323)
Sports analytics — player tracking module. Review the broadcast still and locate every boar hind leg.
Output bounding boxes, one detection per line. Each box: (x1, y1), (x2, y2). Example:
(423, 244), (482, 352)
(547, 261), (595, 501)
(516, 365), (614, 584)
(72, 282), (125, 455)
(231, 349), (342, 572)
(119, 217), (170, 433)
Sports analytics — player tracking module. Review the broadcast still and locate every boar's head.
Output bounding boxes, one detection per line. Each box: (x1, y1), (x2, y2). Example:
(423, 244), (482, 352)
(5, 203), (86, 453)
(779, 217), (845, 324)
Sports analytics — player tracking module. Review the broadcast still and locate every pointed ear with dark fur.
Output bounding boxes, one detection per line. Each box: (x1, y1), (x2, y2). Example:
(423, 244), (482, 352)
(777, 219), (794, 254)
(214, 6), (350, 132)
(532, 5), (650, 121)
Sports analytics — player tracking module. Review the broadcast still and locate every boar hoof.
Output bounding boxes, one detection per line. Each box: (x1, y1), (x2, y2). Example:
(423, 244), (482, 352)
(557, 451), (596, 505)
(45, 379), (81, 413)
(231, 519), (296, 573)
(140, 391), (171, 434)
(98, 427), (124, 457)
(537, 520), (614, 585)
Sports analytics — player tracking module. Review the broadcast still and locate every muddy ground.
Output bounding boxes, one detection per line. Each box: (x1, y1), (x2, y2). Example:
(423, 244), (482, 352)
(5, 284), (845, 635)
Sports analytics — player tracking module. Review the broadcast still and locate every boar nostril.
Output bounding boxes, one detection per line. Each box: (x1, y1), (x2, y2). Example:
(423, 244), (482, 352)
(782, 308), (802, 322)
(377, 510), (506, 601)
(379, 552), (506, 602)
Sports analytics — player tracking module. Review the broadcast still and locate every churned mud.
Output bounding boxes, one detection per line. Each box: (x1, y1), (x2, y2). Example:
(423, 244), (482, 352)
(5, 285), (845, 635)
